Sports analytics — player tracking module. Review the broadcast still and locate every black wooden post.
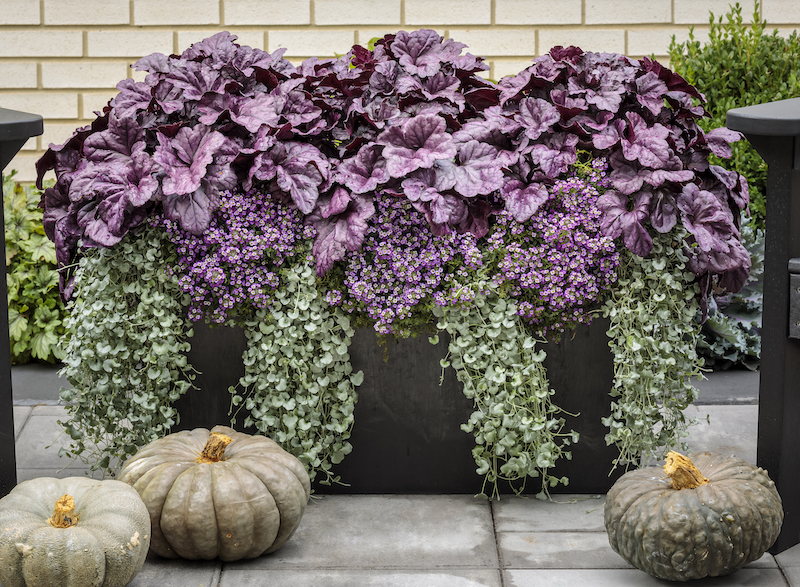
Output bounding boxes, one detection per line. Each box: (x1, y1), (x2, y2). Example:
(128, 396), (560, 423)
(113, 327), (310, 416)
(727, 97), (800, 554)
(0, 108), (43, 497)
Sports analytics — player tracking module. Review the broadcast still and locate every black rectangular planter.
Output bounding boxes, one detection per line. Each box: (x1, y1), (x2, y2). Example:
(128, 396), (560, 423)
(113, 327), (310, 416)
(176, 316), (621, 495)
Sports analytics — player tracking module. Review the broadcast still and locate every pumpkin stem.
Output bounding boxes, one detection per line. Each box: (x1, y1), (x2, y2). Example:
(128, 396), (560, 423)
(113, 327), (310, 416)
(197, 432), (233, 463)
(664, 451), (710, 490)
(48, 494), (79, 528)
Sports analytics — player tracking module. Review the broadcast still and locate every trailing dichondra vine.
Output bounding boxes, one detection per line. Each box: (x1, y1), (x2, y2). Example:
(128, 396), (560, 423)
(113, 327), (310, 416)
(230, 259), (362, 486)
(58, 228), (194, 474)
(602, 231), (704, 469)
(434, 288), (577, 499)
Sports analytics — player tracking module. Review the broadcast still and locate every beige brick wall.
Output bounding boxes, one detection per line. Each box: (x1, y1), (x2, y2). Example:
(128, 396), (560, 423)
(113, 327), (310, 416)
(1, 0), (797, 181)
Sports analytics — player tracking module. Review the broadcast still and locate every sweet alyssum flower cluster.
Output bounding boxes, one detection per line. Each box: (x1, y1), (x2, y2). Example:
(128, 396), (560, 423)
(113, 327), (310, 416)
(155, 155), (618, 338)
(153, 188), (314, 323)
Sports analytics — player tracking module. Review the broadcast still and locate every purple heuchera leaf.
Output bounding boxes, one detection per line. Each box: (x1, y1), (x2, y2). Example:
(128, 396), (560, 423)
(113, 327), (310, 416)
(231, 93), (282, 132)
(391, 29), (465, 77)
(377, 114), (457, 178)
(396, 72), (464, 106)
(597, 189), (653, 257)
(401, 167), (456, 202)
(165, 60), (224, 101)
(649, 188), (679, 233)
(454, 111), (520, 167)
(276, 88), (324, 129)
(702, 127), (742, 159)
(311, 188), (375, 275)
(180, 31), (239, 66)
(68, 163), (154, 245)
(620, 112), (672, 168)
(151, 81), (185, 115)
(687, 237), (751, 293)
(550, 45), (583, 63)
(83, 112), (145, 164)
(609, 154), (644, 195)
(642, 163), (694, 188)
(154, 125), (228, 196)
(133, 52), (170, 75)
(37, 124), (96, 190)
(249, 141), (330, 213)
(567, 59), (627, 114)
(336, 143), (390, 194)
(634, 71), (668, 116)
(502, 180), (550, 223)
(401, 168), (467, 230)
(515, 97), (561, 141)
(550, 89), (588, 120)
(112, 79), (153, 119)
(448, 140), (504, 198)
(677, 184), (735, 252)
(427, 192), (467, 227)
(529, 132), (579, 178)
(639, 56), (703, 99)
(162, 184), (219, 235)
(592, 119), (626, 151)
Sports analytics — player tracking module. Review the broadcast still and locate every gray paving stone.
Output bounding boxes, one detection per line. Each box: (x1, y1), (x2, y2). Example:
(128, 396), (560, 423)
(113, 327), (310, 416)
(777, 543), (800, 567)
(28, 404), (69, 416)
(14, 414), (80, 470)
(782, 566), (800, 587)
(219, 569), (501, 587)
(682, 404), (758, 465)
(498, 531), (629, 569)
(750, 554), (779, 568)
(224, 495), (498, 571)
(129, 556), (221, 587)
(492, 494), (605, 532)
(13, 405), (31, 439)
(693, 370), (759, 405)
(503, 568), (788, 586)
(12, 363), (68, 403)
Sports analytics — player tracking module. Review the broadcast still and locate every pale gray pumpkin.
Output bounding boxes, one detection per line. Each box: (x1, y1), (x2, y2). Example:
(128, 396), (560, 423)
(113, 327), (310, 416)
(0, 476), (150, 587)
(118, 425), (310, 561)
(604, 451), (783, 581)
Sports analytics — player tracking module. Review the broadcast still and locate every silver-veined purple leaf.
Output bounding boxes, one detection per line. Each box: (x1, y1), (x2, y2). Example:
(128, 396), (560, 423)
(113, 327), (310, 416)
(154, 125), (227, 196)
(377, 114), (457, 178)
(336, 143), (390, 194)
(597, 189), (653, 257)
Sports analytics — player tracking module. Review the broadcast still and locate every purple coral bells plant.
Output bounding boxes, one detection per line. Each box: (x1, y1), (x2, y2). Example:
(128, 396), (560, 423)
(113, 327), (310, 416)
(38, 29), (749, 325)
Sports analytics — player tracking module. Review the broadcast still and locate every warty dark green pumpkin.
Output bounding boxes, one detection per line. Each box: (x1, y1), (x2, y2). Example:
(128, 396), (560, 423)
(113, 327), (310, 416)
(0, 476), (151, 587)
(604, 451), (783, 581)
(118, 425), (310, 561)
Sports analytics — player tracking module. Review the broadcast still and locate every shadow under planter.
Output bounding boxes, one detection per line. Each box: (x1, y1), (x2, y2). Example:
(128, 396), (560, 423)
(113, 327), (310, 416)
(175, 317), (621, 495)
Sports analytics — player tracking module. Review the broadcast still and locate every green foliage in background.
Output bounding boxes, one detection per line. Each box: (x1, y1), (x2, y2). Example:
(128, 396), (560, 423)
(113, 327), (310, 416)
(668, 1), (800, 229)
(3, 171), (66, 364)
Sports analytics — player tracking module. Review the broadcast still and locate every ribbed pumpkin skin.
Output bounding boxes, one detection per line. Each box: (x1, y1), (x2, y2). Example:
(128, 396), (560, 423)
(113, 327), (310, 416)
(604, 452), (783, 581)
(118, 425), (311, 561)
(0, 477), (151, 587)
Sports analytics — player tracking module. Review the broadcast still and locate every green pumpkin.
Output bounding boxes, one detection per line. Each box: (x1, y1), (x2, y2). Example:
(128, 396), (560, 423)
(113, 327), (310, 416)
(118, 425), (310, 561)
(0, 477), (151, 587)
(604, 451), (783, 581)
